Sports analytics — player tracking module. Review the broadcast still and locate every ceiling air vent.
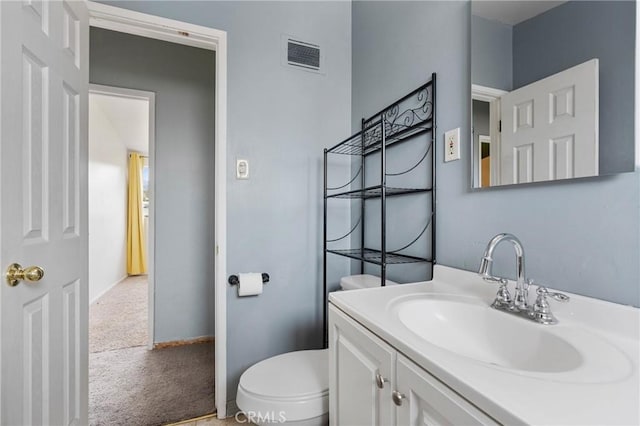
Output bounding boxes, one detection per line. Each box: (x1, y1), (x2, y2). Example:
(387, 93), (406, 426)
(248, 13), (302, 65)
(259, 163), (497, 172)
(282, 35), (324, 74)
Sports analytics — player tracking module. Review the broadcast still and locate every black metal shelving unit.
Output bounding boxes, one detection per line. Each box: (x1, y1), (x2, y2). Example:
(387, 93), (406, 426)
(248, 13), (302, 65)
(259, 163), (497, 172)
(323, 73), (437, 345)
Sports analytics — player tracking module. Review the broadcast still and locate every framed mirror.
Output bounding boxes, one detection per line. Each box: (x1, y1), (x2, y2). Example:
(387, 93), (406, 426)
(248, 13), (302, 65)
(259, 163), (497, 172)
(471, 1), (635, 188)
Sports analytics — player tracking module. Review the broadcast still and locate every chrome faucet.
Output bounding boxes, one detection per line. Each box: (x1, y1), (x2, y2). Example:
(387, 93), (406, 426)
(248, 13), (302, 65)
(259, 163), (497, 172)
(479, 233), (529, 310)
(478, 233), (569, 324)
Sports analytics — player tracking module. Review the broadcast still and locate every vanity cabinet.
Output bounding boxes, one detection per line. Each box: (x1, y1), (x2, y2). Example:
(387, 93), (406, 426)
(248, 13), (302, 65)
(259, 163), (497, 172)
(329, 304), (395, 425)
(329, 305), (497, 426)
(396, 354), (496, 425)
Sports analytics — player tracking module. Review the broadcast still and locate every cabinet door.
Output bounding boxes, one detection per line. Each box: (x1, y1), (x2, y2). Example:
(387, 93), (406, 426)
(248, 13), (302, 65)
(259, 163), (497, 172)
(395, 354), (498, 426)
(329, 305), (396, 426)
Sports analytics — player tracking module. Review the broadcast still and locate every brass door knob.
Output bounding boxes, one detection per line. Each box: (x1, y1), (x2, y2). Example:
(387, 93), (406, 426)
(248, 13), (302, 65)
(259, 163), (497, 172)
(6, 263), (44, 287)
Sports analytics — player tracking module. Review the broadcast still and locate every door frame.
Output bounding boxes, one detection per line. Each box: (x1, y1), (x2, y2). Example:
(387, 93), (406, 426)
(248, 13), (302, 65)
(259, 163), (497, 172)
(89, 84), (156, 350)
(87, 2), (229, 417)
(471, 84), (507, 187)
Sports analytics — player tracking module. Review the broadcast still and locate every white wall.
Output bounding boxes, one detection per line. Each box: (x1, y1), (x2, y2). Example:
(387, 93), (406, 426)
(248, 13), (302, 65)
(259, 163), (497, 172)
(88, 95), (128, 303)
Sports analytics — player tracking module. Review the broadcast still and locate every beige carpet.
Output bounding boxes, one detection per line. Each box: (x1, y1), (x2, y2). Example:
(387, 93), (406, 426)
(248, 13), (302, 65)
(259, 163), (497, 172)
(90, 276), (215, 426)
(90, 275), (148, 353)
(90, 343), (215, 426)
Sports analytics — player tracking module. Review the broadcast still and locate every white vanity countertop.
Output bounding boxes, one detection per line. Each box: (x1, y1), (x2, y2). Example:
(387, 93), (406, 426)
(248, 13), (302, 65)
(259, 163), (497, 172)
(329, 265), (640, 425)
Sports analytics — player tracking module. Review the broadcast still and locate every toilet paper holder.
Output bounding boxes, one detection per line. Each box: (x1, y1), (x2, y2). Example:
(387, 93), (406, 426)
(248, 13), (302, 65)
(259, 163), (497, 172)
(228, 273), (269, 286)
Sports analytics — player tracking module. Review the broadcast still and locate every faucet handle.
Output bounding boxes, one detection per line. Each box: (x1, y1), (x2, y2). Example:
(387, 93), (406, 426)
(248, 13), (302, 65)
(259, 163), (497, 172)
(491, 278), (512, 308)
(536, 286), (570, 302)
(483, 275), (506, 284)
(532, 286), (569, 325)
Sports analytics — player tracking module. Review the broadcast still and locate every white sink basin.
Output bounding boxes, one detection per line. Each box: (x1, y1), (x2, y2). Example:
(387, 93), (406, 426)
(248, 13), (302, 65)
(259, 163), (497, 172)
(391, 294), (632, 382)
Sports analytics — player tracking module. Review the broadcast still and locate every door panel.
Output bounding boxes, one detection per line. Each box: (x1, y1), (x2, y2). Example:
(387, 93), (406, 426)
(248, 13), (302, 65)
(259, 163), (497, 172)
(501, 59), (598, 184)
(22, 48), (49, 242)
(1, 1), (89, 425)
(23, 294), (50, 426)
(62, 82), (80, 237)
(62, 279), (81, 425)
(550, 135), (575, 179)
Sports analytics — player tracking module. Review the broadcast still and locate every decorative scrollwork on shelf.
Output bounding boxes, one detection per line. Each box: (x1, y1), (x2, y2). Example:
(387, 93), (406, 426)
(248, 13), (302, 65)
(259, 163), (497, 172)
(364, 84), (434, 148)
(385, 87), (433, 134)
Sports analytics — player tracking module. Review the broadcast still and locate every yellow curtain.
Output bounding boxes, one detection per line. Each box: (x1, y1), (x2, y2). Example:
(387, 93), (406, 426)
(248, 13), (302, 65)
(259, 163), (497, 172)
(127, 153), (147, 275)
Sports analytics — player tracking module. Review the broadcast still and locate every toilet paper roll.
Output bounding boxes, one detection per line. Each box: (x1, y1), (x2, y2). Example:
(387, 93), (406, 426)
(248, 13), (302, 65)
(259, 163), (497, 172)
(238, 273), (263, 296)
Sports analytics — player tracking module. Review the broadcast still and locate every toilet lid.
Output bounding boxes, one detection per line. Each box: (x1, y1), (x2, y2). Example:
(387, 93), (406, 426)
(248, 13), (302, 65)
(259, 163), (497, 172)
(340, 274), (398, 290)
(237, 349), (329, 421)
(240, 349), (328, 399)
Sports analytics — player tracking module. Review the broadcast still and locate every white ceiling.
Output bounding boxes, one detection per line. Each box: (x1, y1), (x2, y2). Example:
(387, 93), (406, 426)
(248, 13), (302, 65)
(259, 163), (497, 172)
(472, 1), (568, 26)
(89, 93), (149, 155)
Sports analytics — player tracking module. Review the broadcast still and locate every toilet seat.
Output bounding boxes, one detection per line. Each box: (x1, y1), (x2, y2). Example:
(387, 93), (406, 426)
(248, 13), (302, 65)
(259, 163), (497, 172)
(237, 349), (329, 424)
(340, 274), (397, 290)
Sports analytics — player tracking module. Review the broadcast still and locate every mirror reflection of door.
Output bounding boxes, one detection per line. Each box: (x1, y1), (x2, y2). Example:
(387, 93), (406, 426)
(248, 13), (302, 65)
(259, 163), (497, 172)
(500, 60), (598, 185)
(472, 88), (504, 188)
(470, 0), (634, 188)
(479, 135), (491, 188)
(472, 98), (490, 187)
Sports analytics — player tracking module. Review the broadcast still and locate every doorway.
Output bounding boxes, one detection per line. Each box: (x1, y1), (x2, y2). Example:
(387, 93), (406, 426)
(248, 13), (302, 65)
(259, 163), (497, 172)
(88, 85), (154, 351)
(87, 21), (217, 426)
(85, 4), (230, 416)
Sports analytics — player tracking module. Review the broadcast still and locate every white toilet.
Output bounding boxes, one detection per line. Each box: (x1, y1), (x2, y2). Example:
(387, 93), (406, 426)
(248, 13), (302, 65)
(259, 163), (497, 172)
(236, 274), (397, 425)
(338, 274), (397, 291)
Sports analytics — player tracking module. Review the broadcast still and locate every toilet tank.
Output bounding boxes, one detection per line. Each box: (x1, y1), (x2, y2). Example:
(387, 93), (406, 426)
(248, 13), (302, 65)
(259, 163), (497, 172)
(340, 274), (397, 290)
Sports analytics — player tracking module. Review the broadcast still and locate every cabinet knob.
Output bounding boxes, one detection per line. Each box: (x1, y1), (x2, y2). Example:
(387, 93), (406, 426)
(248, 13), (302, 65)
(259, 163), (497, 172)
(392, 390), (405, 406)
(375, 373), (388, 389)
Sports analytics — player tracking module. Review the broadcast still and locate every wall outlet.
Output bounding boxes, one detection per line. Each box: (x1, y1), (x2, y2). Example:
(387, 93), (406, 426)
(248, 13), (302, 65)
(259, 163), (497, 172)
(236, 159), (249, 179)
(444, 128), (460, 162)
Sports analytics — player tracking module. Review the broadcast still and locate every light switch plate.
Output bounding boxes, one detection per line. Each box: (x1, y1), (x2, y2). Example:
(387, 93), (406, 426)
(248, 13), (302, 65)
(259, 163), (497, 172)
(236, 159), (249, 179)
(444, 128), (461, 162)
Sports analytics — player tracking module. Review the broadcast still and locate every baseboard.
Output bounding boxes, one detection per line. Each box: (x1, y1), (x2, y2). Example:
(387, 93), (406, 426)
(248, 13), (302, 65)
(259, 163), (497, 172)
(153, 335), (214, 349)
(166, 412), (217, 425)
(90, 274), (129, 305)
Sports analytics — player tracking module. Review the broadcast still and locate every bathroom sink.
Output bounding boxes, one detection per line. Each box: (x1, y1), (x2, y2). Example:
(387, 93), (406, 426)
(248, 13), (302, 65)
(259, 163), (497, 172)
(331, 265), (639, 424)
(391, 294), (632, 381)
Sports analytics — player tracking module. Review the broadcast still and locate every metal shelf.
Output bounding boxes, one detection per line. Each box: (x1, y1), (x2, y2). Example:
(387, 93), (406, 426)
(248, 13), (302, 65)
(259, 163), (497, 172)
(326, 120), (433, 156)
(322, 73), (437, 348)
(327, 248), (432, 265)
(327, 80), (435, 156)
(327, 185), (432, 199)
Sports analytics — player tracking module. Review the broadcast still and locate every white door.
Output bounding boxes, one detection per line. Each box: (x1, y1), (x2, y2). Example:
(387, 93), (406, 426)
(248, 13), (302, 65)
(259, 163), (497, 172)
(395, 354), (497, 425)
(500, 59), (599, 184)
(1, 1), (89, 425)
(329, 305), (395, 426)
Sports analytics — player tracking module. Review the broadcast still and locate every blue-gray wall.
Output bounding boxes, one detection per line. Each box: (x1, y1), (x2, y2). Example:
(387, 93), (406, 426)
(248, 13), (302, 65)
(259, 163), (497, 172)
(471, 14), (512, 91)
(90, 28), (216, 342)
(96, 1), (352, 404)
(353, 1), (639, 308)
(513, 0), (635, 175)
